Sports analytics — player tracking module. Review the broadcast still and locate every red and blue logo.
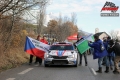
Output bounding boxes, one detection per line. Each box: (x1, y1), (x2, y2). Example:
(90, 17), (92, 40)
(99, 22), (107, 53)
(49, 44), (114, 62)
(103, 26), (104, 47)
(57, 50), (66, 57)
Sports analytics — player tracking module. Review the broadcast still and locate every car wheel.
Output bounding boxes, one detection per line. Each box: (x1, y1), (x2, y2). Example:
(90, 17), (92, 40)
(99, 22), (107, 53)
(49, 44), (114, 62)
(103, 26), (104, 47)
(74, 64), (77, 67)
(74, 56), (78, 67)
(74, 61), (78, 67)
(44, 64), (49, 67)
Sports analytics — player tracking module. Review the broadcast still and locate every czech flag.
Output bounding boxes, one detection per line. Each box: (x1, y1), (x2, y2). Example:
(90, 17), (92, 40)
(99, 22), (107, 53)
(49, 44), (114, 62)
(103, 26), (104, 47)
(24, 36), (50, 59)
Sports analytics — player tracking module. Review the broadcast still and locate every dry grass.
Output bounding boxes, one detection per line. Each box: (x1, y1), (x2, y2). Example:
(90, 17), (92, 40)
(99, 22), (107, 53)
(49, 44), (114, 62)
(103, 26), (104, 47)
(0, 47), (29, 72)
(0, 31), (37, 73)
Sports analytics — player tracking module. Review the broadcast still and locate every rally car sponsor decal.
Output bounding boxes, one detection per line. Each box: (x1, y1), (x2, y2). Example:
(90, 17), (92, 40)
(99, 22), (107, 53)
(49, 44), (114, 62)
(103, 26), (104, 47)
(57, 50), (66, 57)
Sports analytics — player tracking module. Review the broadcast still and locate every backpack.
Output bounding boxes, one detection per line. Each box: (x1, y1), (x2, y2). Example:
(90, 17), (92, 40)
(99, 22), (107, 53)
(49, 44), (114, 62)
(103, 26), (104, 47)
(100, 42), (105, 52)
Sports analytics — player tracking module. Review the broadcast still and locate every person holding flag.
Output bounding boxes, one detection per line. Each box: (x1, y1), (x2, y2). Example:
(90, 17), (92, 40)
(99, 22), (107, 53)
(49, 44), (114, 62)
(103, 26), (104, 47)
(29, 35), (40, 65)
(88, 34), (108, 73)
(25, 35), (50, 66)
(40, 36), (48, 44)
(35, 35), (48, 66)
(74, 36), (88, 66)
(34, 35), (43, 66)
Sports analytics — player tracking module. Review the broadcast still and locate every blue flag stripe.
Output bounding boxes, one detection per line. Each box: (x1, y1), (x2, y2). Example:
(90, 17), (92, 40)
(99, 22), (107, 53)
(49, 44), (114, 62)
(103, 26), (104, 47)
(24, 36), (35, 51)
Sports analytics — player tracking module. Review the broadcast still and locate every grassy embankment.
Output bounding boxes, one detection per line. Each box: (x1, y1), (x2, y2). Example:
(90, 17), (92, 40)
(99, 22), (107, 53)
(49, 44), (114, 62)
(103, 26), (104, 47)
(0, 34), (37, 73)
(0, 47), (30, 72)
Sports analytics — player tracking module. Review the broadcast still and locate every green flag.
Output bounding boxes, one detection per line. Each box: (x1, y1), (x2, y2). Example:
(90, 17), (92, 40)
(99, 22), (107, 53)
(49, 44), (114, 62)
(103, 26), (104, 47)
(76, 34), (94, 54)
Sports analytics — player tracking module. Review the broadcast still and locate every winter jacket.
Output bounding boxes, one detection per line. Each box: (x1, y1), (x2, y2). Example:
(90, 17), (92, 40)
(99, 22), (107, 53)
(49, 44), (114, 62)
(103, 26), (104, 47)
(40, 39), (48, 44)
(103, 41), (108, 50)
(88, 39), (108, 59)
(108, 42), (120, 56)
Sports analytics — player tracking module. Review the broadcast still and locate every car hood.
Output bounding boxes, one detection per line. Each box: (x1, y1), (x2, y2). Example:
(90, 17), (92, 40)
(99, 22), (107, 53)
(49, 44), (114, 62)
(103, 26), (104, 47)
(48, 50), (75, 56)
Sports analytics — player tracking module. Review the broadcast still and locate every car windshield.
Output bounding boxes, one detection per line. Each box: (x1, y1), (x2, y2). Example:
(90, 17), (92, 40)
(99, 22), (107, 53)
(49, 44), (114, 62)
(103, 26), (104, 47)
(50, 45), (74, 50)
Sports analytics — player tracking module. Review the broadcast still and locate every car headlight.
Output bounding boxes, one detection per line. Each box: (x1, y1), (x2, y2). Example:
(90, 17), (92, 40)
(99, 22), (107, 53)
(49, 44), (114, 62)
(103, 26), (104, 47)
(46, 54), (53, 58)
(68, 54), (75, 58)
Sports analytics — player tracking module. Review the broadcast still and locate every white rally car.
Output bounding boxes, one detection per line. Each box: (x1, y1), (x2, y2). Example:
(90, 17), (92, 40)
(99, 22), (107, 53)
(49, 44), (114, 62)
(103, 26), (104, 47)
(44, 42), (78, 67)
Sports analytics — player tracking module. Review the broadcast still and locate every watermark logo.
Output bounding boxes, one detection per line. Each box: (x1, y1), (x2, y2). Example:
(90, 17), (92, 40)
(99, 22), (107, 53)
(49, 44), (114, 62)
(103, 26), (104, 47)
(101, 1), (119, 17)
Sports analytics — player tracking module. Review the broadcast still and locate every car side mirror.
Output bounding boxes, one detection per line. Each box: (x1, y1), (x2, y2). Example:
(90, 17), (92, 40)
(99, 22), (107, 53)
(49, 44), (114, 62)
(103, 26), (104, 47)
(71, 51), (74, 54)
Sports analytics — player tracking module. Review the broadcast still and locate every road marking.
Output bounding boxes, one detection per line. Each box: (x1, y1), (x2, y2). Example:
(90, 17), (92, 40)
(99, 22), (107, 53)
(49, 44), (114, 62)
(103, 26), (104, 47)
(6, 78), (15, 80)
(18, 68), (33, 75)
(91, 68), (97, 75)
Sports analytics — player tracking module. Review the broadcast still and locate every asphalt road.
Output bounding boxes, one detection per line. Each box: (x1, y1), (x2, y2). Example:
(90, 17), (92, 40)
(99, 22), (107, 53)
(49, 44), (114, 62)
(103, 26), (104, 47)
(0, 55), (120, 80)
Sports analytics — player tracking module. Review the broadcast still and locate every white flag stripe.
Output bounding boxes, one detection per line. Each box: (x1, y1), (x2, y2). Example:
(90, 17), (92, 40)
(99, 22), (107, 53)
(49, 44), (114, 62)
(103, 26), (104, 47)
(28, 37), (50, 52)
(75, 34), (94, 46)
(18, 68), (33, 74)
(85, 34), (94, 42)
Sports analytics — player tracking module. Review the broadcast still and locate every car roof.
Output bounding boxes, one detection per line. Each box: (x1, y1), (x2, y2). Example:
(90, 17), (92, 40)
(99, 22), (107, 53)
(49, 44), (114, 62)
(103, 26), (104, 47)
(50, 42), (74, 50)
(52, 42), (73, 45)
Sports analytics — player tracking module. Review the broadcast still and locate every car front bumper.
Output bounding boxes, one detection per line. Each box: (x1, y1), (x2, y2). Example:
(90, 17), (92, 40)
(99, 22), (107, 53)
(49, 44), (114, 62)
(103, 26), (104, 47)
(44, 58), (77, 65)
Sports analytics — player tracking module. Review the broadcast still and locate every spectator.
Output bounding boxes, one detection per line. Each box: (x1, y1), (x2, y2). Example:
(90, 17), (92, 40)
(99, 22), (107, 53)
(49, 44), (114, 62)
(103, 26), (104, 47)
(34, 35), (43, 66)
(29, 54), (33, 65)
(29, 54), (38, 65)
(74, 37), (88, 66)
(35, 36), (48, 66)
(108, 39), (120, 74)
(40, 36), (48, 44)
(102, 38), (111, 73)
(88, 34), (108, 73)
(29, 35), (40, 65)
(104, 37), (115, 73)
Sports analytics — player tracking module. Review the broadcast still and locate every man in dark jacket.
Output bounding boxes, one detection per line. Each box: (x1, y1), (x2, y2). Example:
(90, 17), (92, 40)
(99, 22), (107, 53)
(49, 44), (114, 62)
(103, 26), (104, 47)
(108, 39), (120, 74)
(74, 37), (88, 66)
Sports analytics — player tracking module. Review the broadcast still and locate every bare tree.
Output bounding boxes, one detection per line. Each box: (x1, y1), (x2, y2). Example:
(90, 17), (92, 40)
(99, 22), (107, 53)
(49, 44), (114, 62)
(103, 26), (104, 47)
(0, 0), (45, 53)
(52, 13), (78, 42)
(37, 0), (50, 35)
(0, 0), (41, 18)
(71, 12), (77, 25)
(109, 30), (119, 40)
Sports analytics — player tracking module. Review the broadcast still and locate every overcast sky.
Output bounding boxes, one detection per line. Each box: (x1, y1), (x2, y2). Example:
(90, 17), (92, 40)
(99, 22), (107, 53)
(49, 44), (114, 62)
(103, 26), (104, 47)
(45, 0), (120, 35)
(26, 0), (120, 35)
